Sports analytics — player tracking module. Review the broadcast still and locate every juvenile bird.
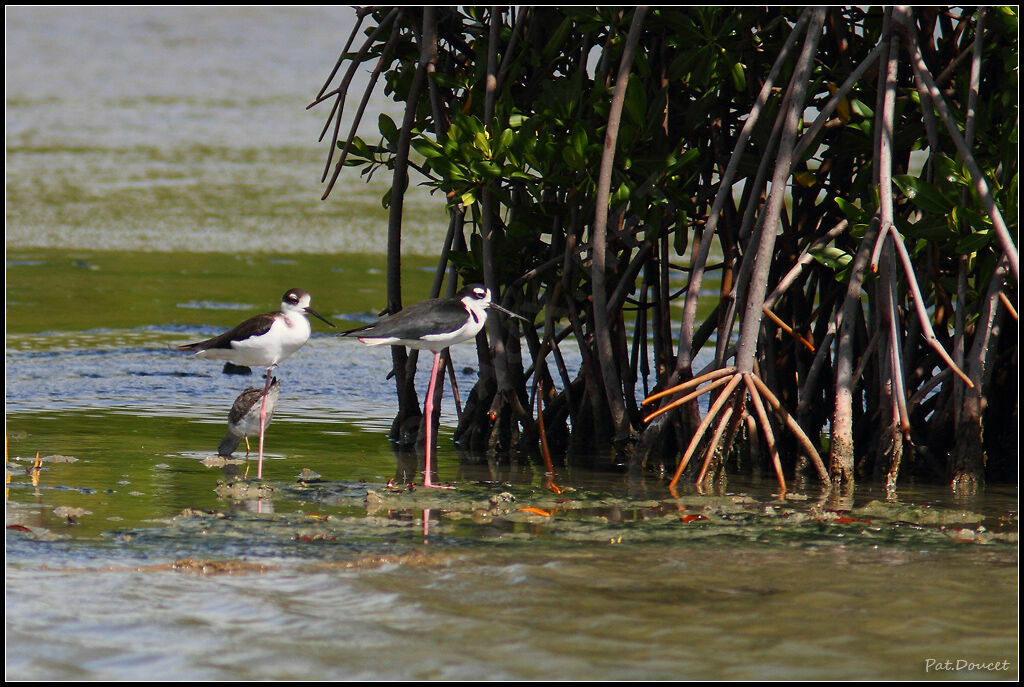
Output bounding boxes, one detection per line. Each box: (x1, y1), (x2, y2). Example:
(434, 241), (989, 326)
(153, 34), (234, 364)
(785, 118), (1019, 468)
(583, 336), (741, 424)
(179, 288), (333, 478)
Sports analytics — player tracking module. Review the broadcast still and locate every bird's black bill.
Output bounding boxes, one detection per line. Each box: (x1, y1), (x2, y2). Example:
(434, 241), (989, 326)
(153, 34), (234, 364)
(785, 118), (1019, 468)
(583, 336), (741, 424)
(307, 308), (336, 327)
(488, 302), (529, 323)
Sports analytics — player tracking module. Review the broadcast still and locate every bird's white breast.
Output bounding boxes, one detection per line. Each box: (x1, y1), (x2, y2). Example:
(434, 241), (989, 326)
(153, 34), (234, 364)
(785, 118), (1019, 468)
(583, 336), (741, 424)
(221, 313), (312, 367)
(420, 310), (486, 350)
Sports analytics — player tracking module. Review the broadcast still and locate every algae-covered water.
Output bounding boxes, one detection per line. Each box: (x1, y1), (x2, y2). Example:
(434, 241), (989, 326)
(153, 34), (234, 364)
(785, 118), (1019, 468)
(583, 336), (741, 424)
(5, 6), (1018, 681)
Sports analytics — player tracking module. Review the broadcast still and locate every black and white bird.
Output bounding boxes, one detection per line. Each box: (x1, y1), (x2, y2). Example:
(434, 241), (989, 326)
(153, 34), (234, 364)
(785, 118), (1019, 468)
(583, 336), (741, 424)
(218, 377), (281, 459)
(341, 284), (526, 488)
(178, 288), (333, 477)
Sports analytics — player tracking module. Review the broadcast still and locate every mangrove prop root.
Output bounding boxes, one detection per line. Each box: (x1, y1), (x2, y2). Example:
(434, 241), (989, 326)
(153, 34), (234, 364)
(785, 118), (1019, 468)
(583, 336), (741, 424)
(535, 381), (562, 494)
(743, 374), (787, 496)
(653, 369), (832, 493)
(667, 374), (744, 490)
(642, 366), (737, 409)
(762, 306), (815, 352)
(642, 374), (736, 424)
(696, 401), (737, 487)
(747, 373), (829, 485)
(998, 291), (1017, 320)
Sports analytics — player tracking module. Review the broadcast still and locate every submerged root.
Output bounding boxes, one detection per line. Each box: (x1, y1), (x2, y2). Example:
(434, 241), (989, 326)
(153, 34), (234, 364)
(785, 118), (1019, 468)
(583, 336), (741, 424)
(649, 373), (743, 492)
(535, 381), (563, 494)
(642, 369), (830, 495)
(743, 374), (786, 495)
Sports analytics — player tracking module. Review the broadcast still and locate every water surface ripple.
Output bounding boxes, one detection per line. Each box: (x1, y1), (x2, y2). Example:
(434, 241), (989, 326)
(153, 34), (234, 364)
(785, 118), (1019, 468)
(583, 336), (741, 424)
(5, 6), (1018, 682)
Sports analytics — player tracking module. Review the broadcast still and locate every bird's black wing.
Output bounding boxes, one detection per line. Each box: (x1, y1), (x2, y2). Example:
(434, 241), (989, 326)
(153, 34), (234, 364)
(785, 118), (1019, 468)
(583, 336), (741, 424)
(178, 312), (277, 352)
(343, 297), (470, 340)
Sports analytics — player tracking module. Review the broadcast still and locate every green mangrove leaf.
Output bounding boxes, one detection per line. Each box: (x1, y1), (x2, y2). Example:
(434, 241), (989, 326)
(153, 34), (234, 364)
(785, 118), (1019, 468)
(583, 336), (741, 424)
(956, 229), (993, 254)
(378, 114), (399, 144)
(810, 244), (854, 271)
(849, 98), (873, 119)
(834, 197), (869, 223)
(411, 138), (443, 159)
(892, 175), (954, 214)
(562, 145), (585, 170)
(473, 131), (491, 156)
(730, 59), (746, 92)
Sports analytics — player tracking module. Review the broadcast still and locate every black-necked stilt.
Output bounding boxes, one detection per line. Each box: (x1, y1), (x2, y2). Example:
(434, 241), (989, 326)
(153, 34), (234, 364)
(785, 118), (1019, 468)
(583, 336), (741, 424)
(178, 288), (333, 478)
(341, 284), (526, 488)
(218, 377), (281, 459)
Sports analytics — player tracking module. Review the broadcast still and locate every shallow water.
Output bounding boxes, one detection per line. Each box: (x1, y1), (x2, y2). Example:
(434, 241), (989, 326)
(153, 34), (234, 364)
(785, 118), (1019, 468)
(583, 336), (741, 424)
(6, 283), (1019, 681)
(5, 537), (1017, 681)
(5, 6), (1019, 682)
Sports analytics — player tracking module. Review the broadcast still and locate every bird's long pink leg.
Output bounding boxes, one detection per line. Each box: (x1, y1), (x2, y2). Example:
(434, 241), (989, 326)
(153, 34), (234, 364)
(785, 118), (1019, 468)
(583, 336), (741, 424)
(256, 366), (274, 479)
(422, 351), (453, 489)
